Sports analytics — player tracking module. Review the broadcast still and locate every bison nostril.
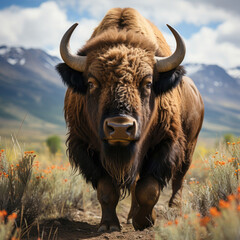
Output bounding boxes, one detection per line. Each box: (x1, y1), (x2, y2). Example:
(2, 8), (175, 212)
(127, 125), (134, 134)
(107, 124), (115, 134)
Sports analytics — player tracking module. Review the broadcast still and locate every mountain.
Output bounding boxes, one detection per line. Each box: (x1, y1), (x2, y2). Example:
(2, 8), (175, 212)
(185, 63), (240, 137)
(0, 45), (66, 141)
(0, 45), (239, 141)
(227, 66), (240, 84)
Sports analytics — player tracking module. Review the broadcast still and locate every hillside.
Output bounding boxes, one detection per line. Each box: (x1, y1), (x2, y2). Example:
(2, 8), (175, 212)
(0, 45), (239, 141)
(186, 63), (240, 137)
(0, 45), (66, 141)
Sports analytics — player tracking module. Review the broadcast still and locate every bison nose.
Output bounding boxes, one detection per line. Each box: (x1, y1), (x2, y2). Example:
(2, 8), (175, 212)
(103, 116), (138, 141)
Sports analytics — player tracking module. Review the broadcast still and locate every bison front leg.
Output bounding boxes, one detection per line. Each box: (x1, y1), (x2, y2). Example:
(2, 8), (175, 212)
(127, 180), (139, 224)
(132, 176), (160, 230)
(97, 176), (120, 232)
(169, 144), (195, 208)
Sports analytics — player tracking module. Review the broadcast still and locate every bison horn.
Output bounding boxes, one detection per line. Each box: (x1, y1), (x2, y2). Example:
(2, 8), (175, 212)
(60, 23), (86, 72)
(155, 24), (186, 72)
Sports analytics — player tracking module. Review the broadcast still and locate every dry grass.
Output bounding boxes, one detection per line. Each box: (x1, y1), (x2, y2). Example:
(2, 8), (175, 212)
(155, 140), (240, 240)
(0, 137), (239, 240)
(0, 137), (95, 240)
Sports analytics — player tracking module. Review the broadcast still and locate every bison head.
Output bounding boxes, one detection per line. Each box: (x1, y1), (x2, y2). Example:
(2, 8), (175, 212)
(57, 24), (185, 185)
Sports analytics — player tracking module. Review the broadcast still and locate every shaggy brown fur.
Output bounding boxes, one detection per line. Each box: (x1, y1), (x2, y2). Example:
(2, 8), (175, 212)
(57, 7), (204, 231)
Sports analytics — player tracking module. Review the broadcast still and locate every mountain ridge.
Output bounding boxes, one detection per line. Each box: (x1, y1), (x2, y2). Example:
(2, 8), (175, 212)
(0, 45), (239, 141)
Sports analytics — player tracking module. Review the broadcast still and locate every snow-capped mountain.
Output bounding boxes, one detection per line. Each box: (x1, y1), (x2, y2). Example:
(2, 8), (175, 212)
(0, 45), (239, 140)
(185, 63), (240, 137)
(0, 46), (66, 140)
(227, 66), (240, 84)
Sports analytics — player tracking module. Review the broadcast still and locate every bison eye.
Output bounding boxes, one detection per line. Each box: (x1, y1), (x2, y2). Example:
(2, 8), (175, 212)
(87, 77), (99, 92)
(145, 82), (152, 89)
(141, 75), (153, 91)
(88, 81), (94, 89)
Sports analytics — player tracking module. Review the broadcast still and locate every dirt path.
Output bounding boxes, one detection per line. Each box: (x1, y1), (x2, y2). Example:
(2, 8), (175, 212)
(26, 187), (183, 239)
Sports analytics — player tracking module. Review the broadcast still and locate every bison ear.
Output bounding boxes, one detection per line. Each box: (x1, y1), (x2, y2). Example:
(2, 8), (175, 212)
(56, 63), (87, 94)
(153, 66), (186, 95)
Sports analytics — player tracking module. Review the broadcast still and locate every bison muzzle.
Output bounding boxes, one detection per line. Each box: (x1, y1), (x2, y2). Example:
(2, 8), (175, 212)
(56, 8), (204, 232)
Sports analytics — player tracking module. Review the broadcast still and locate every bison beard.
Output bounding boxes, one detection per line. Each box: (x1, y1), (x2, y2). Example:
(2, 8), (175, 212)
(101, 141), (138, 189)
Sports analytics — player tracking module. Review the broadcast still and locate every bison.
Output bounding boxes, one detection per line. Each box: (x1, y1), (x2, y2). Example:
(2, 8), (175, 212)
(56, 8), (204, 231)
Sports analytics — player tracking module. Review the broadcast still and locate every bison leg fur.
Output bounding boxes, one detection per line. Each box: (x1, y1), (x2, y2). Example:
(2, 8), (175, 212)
(132, 176), (160, 230)
(168, 171), (185, 208)
(127, 180), (139, 224)
(97, 176), (121, 232)
(169, 147), (194, 208)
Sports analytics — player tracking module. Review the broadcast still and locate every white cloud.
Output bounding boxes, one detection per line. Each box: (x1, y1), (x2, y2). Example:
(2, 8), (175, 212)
(185, 26), (240, 68)
(0, 0), (239, 68)
(0, 2), (67, 48)
(63, 0), (229, 26)
(0, 1), (98, 58)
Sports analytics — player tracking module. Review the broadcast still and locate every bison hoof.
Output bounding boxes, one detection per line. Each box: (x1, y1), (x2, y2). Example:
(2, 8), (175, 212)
(132, 218), (154, 231)
(132, 209), (156, 231)
(97, 223), (121, 232)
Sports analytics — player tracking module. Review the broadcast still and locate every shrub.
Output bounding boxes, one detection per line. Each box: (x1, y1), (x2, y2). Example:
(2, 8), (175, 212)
(0, 138), (94, 239)
(155, 140), (240, 240)
(46, 136), (61, 156)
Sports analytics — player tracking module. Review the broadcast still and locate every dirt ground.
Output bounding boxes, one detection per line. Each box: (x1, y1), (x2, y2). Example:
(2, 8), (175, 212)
(26, 187), (182, 240)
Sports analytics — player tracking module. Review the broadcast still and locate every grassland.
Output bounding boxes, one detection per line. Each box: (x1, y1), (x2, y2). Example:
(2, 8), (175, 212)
(0, 136), (239, 239)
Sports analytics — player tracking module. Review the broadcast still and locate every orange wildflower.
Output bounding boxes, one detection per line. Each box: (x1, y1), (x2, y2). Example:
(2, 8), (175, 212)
(219, 199), (230, 208)
(227, 194), (235, 202)
(1, 149), (4, 152)
(237, 205), (240, 211)
(8, 212), (17, 220)
(174, 219), (179, 225)
(215, 152), (218, 154)
(64, 179), (68, 182)
(0, 210), (7, 218)
(232, 142), (236, 145)
(238, 186), (240, 193)
(196, 213), (201, 217)
(167, 221), (173, 226)
(200, 216), (210, 226)
(209, 207), (221, 217)
(212, 156), (216, 158)
(183, 214), (188, 219)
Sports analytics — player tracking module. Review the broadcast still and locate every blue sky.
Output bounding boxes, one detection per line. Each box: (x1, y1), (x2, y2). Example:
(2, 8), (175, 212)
(0, 0), (239, 68)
